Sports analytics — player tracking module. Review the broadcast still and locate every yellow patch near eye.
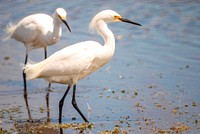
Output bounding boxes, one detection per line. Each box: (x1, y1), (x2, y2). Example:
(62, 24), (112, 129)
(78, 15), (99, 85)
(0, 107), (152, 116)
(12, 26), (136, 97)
(58, 15), (66, 20)
(114, 15), (121, 20)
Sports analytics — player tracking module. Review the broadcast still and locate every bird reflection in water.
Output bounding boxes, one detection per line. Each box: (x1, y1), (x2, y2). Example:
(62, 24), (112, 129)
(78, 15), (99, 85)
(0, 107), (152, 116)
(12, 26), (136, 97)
(22, 88), (92, 134)
(23, 87), (51, 123)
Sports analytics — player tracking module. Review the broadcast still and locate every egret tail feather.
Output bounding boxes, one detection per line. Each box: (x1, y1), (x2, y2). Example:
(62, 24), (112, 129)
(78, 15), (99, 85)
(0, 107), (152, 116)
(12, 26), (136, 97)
(4, 22), (16, 41)
(24, 63), (43, 80)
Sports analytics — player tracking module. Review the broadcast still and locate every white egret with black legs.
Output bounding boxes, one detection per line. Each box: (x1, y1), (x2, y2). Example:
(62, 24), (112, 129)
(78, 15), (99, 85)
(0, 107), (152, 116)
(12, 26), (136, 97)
(5, 8), (71, 91)
(24, 9), (141, 123)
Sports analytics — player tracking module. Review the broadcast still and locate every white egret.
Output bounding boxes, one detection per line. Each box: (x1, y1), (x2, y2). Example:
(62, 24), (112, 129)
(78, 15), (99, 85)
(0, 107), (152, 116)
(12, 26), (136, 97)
(24, 9), (141, 123)
(5, 8), (71, 91)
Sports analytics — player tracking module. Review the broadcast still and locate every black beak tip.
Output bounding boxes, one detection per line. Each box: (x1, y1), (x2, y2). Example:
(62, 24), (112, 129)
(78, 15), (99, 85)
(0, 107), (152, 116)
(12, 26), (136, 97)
(137, 23), (142, 26)
(62, 19), (71, 32)
(120, 17), (142, 27)
(68, 27), (71, 32)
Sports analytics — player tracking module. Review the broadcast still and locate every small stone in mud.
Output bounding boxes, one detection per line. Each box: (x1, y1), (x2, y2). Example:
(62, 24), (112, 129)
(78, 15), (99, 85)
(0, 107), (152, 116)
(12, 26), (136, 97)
(121, 90), (125, 93)
(72, 117), (76, 120)
(39, 106), (45, 113)
(185, 104), (188, 107)
(194, 119), (198, 125)
(138, 125), (142, 130)
(118, 75), (124, 79)
(4, 56), (10, 60)
(185, 65), (189, 68)
(148, 84), (157, 89)
(192, 101), (197, 107)
(134, 91), (138, 96)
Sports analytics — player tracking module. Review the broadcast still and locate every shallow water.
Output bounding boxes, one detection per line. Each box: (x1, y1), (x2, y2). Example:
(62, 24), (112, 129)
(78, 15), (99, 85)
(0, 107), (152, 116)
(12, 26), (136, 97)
(0, 0), (200, 133)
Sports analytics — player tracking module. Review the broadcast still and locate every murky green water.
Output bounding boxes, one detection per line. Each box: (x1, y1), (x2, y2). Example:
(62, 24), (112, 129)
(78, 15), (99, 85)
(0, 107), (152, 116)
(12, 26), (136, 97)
(0, 0), (199, 133)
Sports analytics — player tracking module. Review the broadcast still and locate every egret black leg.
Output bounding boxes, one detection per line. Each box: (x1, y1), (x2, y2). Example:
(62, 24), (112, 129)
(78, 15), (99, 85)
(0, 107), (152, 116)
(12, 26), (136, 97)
(60, 128), (63, 134)
(59, 85), (71, 124)
(44, 46), (47, 59)
(48, 83), (51, 88)
(72, 85), (89, 122)
(24, 91), (32, 121)
(46, 88), (50, 122)
(44, 46), (52, 88)
(23, 53), (28, 93)
(23, 52), (32, 120)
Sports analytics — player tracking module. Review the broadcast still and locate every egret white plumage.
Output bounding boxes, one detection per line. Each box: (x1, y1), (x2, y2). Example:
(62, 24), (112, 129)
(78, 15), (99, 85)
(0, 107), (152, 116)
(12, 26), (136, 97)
(24, 9), (141, 123)
(5, 8), (71, 91)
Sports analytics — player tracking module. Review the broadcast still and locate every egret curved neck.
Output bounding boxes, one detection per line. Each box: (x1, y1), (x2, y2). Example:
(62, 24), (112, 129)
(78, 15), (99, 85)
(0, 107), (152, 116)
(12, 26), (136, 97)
(96, 20), (115, 49)
(52, 14), (62, 39)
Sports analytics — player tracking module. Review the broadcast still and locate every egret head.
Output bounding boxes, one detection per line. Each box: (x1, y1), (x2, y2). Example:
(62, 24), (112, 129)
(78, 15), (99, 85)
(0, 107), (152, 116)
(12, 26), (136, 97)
(55, 8), (71, 32)
(89, 9), (141, 33)
(56, 8), (67, 20)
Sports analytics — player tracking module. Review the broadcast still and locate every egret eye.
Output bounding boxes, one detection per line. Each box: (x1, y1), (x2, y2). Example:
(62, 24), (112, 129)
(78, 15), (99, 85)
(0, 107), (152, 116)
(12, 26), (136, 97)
(114, 15), (121, 20)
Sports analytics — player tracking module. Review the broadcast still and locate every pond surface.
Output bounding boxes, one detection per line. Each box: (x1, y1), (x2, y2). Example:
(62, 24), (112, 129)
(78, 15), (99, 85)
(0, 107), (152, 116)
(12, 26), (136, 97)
(0, 0), (199, 133)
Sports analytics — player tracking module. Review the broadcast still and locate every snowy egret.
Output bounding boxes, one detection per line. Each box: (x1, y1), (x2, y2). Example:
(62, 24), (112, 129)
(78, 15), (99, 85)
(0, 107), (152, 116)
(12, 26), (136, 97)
(24, 9), (141, 123)
(5, 8), (71, 91)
